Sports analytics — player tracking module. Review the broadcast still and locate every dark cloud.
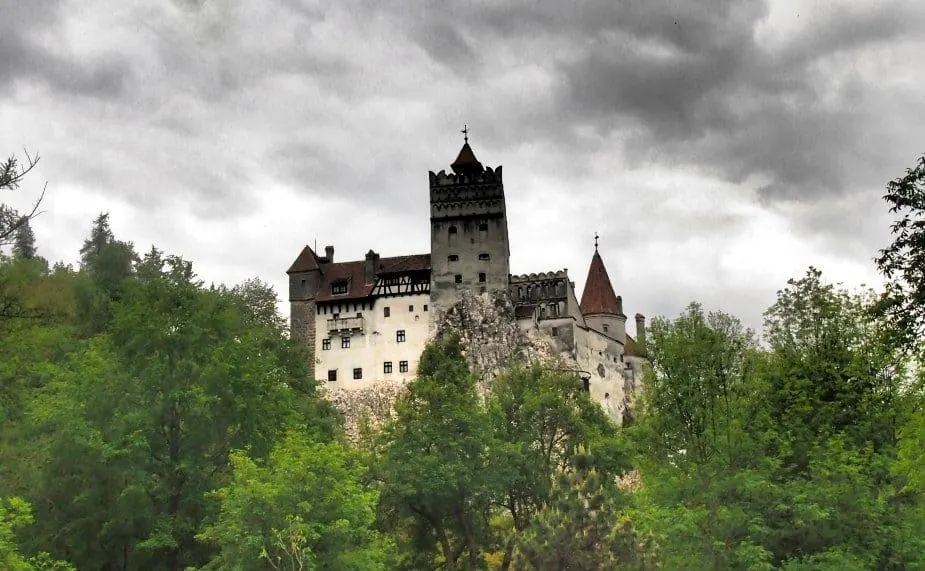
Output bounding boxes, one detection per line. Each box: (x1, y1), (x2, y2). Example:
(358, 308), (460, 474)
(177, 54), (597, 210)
(412, 21), (478, 73)
(0, 0), (131, 98)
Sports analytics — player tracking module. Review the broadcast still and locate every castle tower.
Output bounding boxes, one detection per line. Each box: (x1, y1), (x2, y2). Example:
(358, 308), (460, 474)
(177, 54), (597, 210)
(429, 136), (510, 312)
(287, 244), (333, 381)
(579, 242), (627, 343)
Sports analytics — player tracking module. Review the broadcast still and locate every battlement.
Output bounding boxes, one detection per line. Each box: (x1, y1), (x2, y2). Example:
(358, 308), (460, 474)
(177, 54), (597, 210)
(429, 165), (503, 187)
(510, 269), (569, 282)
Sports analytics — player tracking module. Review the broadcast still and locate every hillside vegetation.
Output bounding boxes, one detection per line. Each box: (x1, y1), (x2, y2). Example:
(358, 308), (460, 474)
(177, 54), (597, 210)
(1, 158), (924, 569)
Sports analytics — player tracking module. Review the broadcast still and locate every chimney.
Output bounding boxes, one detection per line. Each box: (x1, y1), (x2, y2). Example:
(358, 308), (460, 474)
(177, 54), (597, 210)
(635, 313), (647, 357)
(324, 245), (334, 263)
(364, 249), (379, 284)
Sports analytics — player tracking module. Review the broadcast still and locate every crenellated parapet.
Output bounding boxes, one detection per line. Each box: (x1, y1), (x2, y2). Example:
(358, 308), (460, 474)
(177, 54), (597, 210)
(510, 269), (572, 321)
(429, 165), (502, 187)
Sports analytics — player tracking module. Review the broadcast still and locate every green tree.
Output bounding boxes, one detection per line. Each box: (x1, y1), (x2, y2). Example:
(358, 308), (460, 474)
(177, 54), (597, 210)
(12, 219), (36, 260)
(23, 255), (327, 569)
(875, 153), (925, 349)
(487, 364), (627, 569)
(641, 302), (755, 466)
(378, 334), (498, 570)
(512, 449), (646, 571)
(0, 151), (44, 250)
(0, 497), (74, 571)
(74, 213), (137, 334)
(763, 267), (906, 456)
(199, 432), (388, 570)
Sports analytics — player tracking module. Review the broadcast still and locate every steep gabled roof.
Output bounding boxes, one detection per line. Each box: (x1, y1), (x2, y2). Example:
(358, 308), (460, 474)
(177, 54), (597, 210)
(287, 245), (321, 273)
(579, 250), (622, 316)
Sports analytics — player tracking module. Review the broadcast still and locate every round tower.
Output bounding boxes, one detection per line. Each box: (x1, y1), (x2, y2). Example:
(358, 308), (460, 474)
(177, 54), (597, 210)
(578, 241), (627, 343)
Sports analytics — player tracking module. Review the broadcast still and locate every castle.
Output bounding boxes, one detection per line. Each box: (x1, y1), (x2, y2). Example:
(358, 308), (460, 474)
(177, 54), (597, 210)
(287, 136), (647, 420)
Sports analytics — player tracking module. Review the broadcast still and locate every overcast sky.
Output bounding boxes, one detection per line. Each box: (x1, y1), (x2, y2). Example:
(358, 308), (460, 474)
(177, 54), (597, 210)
(2, 0), (924, 334)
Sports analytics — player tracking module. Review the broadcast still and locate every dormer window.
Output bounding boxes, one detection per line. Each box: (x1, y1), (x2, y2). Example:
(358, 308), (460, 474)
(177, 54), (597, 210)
(478, 253), (490, 261)
(331, 280), (348, 295)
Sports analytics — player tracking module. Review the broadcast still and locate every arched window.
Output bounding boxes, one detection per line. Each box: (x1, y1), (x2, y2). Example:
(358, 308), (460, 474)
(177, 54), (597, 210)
(478, 223), (488, 240)
(478, 253), (490, 261)
(448, 226), (458, 246)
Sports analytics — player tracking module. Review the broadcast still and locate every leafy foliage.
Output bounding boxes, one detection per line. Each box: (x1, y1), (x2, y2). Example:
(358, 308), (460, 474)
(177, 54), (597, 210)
(199, 432), (389, 570)
(876, 153), (925, 348)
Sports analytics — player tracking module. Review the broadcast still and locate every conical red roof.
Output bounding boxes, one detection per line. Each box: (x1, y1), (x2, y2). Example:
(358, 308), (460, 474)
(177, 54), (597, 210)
(451, 142), (483, 173)
(579, 250), (622, 315)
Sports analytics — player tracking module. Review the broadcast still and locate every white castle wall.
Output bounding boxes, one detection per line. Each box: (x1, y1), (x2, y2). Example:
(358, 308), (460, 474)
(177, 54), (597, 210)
(314, 293), (431, 390)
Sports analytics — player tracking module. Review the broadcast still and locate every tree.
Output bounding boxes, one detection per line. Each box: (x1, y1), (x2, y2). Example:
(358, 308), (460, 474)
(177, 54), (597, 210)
(378, 334), (498, 570)
(876, 154), (925, 349)
(74, 213), (137, 334)
(12, 219), (36, 260)
(641, 302), (755, 466)
(0, 151), (45, 250)
(512, 449), (646, 571)
(0, 497), (74, 570)
(487, 364), (627, 569)
(199, 432), (388, 570)
(22, 255), (327, 569)
(763, 267), (906, 455)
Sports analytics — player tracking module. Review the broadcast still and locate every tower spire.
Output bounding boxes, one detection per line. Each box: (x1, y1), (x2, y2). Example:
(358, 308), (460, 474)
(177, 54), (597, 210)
(594, 232), (599, 251)
(461, 124), (469, 144)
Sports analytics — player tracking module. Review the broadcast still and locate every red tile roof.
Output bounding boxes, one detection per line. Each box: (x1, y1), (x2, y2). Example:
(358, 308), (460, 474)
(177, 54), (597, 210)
(579, 250), (622, 316)
(288, 249), (431, 302)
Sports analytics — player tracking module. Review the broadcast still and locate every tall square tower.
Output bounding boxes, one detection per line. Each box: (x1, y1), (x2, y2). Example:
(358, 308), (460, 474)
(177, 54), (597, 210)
(429, 140), (511, 312)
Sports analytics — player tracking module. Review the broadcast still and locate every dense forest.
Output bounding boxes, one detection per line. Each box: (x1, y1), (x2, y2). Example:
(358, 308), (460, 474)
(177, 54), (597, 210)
(1, 155), (923, 570)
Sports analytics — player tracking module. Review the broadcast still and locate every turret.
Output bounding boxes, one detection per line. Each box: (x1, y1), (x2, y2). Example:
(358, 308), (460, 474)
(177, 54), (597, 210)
(579, 240), (627, 343)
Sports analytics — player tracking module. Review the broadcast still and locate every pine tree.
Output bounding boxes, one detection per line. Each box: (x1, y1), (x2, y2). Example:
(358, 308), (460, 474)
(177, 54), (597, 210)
(11, 219), (36, 260)
(79, 213), (114, 269)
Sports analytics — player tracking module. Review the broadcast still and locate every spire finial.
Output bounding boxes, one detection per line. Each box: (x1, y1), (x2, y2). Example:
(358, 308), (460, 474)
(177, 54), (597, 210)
(594, 232), (599, 251)
(461, 124), (469, 144)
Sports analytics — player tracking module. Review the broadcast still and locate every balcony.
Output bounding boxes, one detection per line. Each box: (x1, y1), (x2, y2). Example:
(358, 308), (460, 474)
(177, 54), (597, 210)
(327, 316), (364, 333)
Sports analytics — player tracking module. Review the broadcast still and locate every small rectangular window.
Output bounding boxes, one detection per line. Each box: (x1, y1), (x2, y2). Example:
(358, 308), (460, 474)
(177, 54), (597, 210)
(455, 274), (462, 284)
(384, 306), (390, 318)
(551, 327), (558, 337)
(603, 324), (609, 333)
(478, 272), (486, 283)
(322, 338), (331, 351)
(333, 313), (340, 320)
(478, 253), (490, 261)
(448, 255), (459, 262)
(396, 330), (406, 343)
(384, 361), (393, 374)
(424, 304), (429, 312)
(341, 334), (350, 349)
(408, 304), (414, 312)
(353, 368), (362, 380)
(399, 360), (409, 373)
(327, 370), (337, 382)
(300, 279), (306, 286)
(356, 312), (362, 318)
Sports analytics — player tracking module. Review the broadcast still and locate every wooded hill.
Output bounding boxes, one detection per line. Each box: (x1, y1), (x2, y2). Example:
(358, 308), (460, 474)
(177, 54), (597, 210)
(1, 155), (924, 570)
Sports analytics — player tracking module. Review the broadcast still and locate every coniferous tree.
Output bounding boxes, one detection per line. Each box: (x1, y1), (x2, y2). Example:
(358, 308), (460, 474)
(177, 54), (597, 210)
(11, 219), (36, 260)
